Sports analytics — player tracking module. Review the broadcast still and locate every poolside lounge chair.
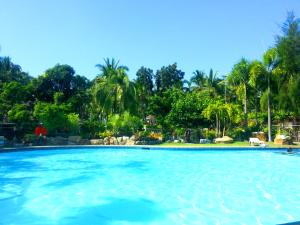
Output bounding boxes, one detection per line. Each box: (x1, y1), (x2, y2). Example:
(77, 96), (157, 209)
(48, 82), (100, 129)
(249, 137), (264, 146)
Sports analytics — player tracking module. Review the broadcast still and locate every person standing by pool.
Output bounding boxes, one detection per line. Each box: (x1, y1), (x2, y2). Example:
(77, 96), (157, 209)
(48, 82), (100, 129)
(34, 123), (48, 145)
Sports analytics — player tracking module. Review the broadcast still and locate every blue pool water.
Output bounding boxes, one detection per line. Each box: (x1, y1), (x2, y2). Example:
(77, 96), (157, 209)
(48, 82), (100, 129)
(0, 147), (300, 225)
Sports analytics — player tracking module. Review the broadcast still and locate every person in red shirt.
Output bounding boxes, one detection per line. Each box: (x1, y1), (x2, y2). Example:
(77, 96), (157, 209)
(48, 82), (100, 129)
(34, 123), (48, 145)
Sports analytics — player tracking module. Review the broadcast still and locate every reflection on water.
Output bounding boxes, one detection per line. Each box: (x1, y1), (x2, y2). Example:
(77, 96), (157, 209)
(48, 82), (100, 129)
(113, 160), (148, 171)
(43, 175), (93, 188)
(62, 198), (164, 224)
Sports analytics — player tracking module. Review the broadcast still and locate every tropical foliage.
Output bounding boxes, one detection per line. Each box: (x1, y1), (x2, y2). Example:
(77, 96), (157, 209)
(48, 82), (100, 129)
(0, 13), (299, 142)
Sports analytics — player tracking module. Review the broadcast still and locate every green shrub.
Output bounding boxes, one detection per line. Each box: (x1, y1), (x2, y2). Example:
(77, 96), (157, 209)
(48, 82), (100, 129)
(107, 112), (143, 136)
(7, 104), (34, 139)
(66, 113), (80, 135)
(203, 129), (216, 140)
(227, 127), (250, 141)
(23, 134), (36, 144)
(136, 130), (161, 142)
(99, 130), (113, 138)
(80, 120), (105, 139)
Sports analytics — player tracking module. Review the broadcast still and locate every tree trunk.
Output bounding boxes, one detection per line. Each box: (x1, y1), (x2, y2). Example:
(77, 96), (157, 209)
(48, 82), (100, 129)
(267, 74), (272, 142)
(216, 115), (219, 137)
(244, 83), (248, 129)
(223, 117), (226, 137)
(255, 91), (258, 127)
(184, 129), (191, 143)
(218, 115), (221, 137)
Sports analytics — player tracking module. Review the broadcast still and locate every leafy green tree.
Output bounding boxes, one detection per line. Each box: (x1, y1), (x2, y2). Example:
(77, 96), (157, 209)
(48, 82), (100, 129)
(0, 81), (33, 121)
(135, 67), (154, 95)
(135, 67), (154, 118)
(155, 63), (184, 92)
(34, 64), (90, 102)
(33, 101), (70, 135)
(276, 12), (300, 76)
(166, 91), (211, 129)
(147, 88), (183, 124)
(67, 90), (91, 119)
(7, 104), (34, 139)
(276, 12), (300, 117)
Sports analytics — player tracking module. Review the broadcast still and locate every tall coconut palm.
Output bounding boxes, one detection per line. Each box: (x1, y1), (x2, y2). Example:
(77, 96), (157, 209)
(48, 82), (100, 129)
(191, 69), (220, 95)
(249, 60), (266, 126)
(92, 58), (136, 118)
(182, 79), (192, 92)
(0, 57), (30, 84)
(95, 58), (128, 78)
(206, 69), (220, 95)
(190, 70), (206, 89)
(249, 49), (279, 142)
(227, 58), (251, 129)
(263, 48), (279, 142)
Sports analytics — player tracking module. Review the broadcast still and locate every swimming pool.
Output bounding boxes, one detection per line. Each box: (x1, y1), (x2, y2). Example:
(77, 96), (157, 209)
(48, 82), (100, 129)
(0, 147), (299, 225)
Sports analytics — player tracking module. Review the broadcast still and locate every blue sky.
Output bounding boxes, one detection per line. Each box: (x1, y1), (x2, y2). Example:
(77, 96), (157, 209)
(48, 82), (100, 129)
(0, 0), (299, 80)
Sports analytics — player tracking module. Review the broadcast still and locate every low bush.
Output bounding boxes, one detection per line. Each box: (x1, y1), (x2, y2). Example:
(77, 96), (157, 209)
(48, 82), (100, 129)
(136, 130), (163, 142)
(23, 134), (36, 144)
(107, 112), (143, 136)
(80, 120), (105, 139)
(99, 130), (113, 138)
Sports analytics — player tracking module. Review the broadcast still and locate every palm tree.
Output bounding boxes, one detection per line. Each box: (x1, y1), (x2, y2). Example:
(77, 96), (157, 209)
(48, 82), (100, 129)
(227, 58), (251, 129)
(92, 58), (136, 118)
(202, 100), (226, 137)
(95, 58), (128, 78)
(203, 101), (241, 137)
(205, 69), (220, 95)
(263, 48), (279, 142)
(249, 49), (279, 142)
(182, 79), (192, 92)
(191, 69), (220, 96)
(0, 57), (30, 84)
(190, 70), (206, 89)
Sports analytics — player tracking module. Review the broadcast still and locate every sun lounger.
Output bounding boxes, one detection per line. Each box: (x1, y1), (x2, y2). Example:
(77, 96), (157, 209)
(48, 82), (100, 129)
(249, 137), (264, 146)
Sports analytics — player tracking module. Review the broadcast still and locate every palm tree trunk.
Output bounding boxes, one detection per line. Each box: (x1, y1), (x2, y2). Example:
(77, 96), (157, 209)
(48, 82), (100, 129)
(223, 117), (226, 137)
(255, 91), (258, 127)
(216, 115), (218, 137)
(244, 83), (248, 129)
(267, 74), (272, 142)
(218, 115), (221, 137)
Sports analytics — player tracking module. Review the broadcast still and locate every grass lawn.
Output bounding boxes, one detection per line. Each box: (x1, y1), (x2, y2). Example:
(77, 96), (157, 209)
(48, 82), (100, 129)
(158, 141), (298, 148)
